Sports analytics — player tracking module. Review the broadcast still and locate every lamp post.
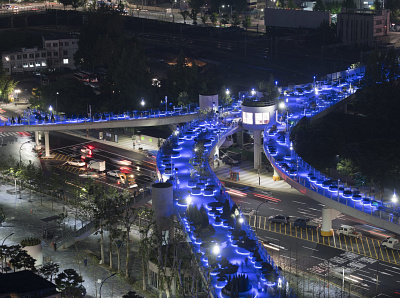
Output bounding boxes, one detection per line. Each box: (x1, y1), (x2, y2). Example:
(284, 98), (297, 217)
(1, 233), (14, 246)
(19, 141), (31, 168)
(99, 273), (116, 298)
(313, 76), (316, 89)
(56, 92), (59, 115)
(165, 96), (168, 114)
(392, 190), (397, 214)
(255, 200), (268, 235)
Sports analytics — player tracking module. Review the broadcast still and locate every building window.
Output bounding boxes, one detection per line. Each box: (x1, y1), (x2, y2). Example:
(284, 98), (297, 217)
(29, 54), (34, 59)
(47, 52), (51, 57)
(54, 52), (58, 56)
(65, 42), (69, 46)
(23, 63), (28, 68)
(63, 58), (69, 64)
(17, 55), (22, 60)
(29, 62), (34, 68)
(53, 43), (58, 47)
(63, 50), (68, 56)
(46, 43), (51, 47)
(11, 55), (15, 60)
(4, 68), (9, 73)
(41, 61), (47, 67)
(35, 62), (41, 67)
(41, 53), (46, 58)
(35, 53), (39, 58)
(149, 271), (158, 289)
(243, 112), (253, 125)
(23, 54), (27, 59)
(60, 42), (63, 46)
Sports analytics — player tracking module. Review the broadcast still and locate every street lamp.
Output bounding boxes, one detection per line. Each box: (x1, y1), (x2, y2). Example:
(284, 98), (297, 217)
(19, 141), (31, 168)
(392, 190), (397, 214)
(56, 92), (59, 115)
(1, 233), (14, 246)
(49, 105), (53, 112)
(99, 273), (116, 298)
(313, 76), (316, 89)
(164, 96), (168, 113)
(255, 200), (268, 235)
(141, 98), (145, 107)
(251, 88), (256, 96)
(226, 88), (230, 95)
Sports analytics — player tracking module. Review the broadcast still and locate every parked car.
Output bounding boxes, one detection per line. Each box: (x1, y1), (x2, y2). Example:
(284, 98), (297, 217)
(67, 160), (86, 167)
(293, 218), (320, 230)
(268, 215), (290, 225)
(107, 170), (123, 178)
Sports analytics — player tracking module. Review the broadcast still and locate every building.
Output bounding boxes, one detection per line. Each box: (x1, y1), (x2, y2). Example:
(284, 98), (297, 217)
(0, 270), (61, 298)
(264, 8), (330, 29)
(1, 34), (78, 75)
(337, 9), (390, 46)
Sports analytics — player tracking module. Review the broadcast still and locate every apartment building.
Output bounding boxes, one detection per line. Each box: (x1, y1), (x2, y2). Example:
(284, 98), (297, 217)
(2, 34), (78, 75)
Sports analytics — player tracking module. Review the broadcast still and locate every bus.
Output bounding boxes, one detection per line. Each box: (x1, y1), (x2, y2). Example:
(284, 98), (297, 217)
(74, 72), (89, 82)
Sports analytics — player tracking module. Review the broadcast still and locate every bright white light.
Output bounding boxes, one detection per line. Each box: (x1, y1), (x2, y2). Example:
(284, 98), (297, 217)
(315, 88), (319, 95)
(251, 88), (256, 96)
(141, 98), (145, 106)
(15, 89), (21, 94)
(212, 244), (220, 255)
(238, 217), (244, 224)
(278, 278), (282, 288)
(187, 196), (192, 205)
(279, 102), (286, 109)
(392, 192), (398, 203)
(49, 105), (53, 111)
(226, 89), (230, 95)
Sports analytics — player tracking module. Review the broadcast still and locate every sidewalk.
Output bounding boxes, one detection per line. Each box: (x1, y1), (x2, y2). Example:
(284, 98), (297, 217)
(215, 159), (291, 190)
(0, 180), (149, 298)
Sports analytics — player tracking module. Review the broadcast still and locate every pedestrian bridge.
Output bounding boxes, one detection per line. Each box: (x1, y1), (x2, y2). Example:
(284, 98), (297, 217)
(262, 74), (400, 236)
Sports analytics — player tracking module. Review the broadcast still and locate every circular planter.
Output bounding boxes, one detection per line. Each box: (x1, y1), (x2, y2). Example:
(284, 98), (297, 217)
(22, 243), (43, 267)
(204, 188), (214, 196)
(191, 187), (201, 195)
(196, 183), (206, 190)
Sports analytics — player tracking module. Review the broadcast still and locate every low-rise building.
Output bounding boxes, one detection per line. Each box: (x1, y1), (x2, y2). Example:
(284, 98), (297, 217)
(0, 270), (61, 298)
(2, 34), (78, 75)
(337, 8), (390, 46)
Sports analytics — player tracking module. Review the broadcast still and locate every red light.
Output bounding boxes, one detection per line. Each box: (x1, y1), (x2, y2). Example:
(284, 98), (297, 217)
(253, 193), (281, 202)
(87, 145), (94, 149)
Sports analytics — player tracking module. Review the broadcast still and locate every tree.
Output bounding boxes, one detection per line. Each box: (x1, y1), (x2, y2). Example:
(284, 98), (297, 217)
(313, 0), (325, 11)
(200, 15), (208, 26)
(189, 8), (199, 25)
(242, 16), (251, 30)
(231, 12), (241, 27)
(177, 91), (190, 106)
(337, 158), (358, 183)
(210, 13), (218, 27)
(55, 269), (84, 296)
(39, 262), (60, 282)
(219, 85), (232, 105)
(372, 0), (382, 10)
(9, 250), (36, 272)
(220, 13), (230, 26)
(58, 0), (73, 9)
(180, 10), (190, 24)
(258, 75), (279, 103)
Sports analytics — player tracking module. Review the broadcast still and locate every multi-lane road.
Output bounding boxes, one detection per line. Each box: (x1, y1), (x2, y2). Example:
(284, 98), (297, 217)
(223, 180), (400, 297)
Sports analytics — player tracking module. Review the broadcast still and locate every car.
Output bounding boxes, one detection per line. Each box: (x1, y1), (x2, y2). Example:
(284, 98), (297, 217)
(293, 218), (320, 230)
(107, 170), (123, 178)
(80, 147), (92, 155)
(67, 160), (86, 167)
(268, 215), (290, 225)
(146, 153), (154, 158)
(110, 158), (132, 165)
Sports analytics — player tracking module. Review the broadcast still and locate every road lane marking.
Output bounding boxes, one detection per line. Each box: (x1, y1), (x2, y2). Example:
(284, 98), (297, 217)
(292, 200), (305, 204)
(303, 246), (318, 251)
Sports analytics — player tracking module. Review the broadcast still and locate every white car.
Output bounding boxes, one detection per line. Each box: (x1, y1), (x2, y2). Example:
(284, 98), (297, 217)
(107, 170), (123, 178)
(67, 160), (86, 167)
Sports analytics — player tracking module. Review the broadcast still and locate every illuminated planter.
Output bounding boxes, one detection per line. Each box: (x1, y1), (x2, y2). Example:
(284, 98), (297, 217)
(21, 242), (42, 267)
(191, 187), (201, 195)
(204, 188), (214, 196)
(196, 182), (206, 190)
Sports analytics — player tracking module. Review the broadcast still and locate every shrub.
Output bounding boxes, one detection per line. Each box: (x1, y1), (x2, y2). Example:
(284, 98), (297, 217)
(21, 237), (41, 247)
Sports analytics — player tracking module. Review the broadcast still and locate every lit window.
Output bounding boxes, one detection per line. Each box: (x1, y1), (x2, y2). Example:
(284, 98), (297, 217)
(243, 112), (253, 124)
(63, 58), (69, 64)
(41, 61), (47, 67)
(255, 113), (263, 124)
(23, 63), (28, 68)
(35, 62), (41, 67)
(29, 62), (34, 68)
(263, 112), (269, 124)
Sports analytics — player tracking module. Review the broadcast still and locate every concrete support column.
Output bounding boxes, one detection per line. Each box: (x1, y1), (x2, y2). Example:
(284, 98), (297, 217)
(321, 207), (340, 236)
(44, 131), (50, 157)
(273, 166), (281, 181)
(236, 130), (243, 147)
(253, 130), (262, 170)
(152, 182), (173, 230)
(35, 131), (41, 150)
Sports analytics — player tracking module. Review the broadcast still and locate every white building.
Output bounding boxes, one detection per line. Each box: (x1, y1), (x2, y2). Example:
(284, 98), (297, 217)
(1, 34), (78, 75)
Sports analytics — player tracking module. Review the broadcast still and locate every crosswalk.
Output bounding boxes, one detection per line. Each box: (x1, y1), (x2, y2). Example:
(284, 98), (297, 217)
(0, 131), (31, 137)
